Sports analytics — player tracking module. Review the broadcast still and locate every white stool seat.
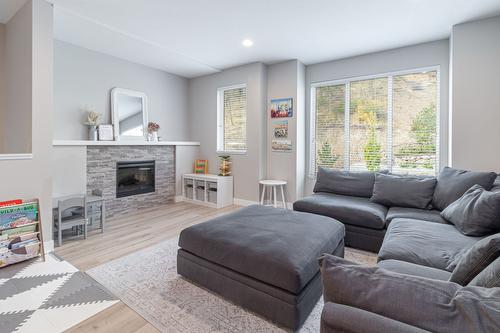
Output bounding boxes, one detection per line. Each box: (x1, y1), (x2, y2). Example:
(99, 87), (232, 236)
(259, 179), (287, 209)
(259, 180), (287, 186)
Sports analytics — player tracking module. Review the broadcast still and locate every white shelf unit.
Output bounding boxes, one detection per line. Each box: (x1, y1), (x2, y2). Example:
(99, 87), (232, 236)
(182, 174), (233, 208)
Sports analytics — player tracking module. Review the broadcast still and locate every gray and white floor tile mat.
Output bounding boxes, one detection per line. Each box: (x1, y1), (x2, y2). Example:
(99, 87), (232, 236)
(0, 253), (118, 332)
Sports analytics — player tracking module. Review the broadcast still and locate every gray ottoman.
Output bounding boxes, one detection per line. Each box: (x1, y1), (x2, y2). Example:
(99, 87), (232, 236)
(177, 205), (345, 330)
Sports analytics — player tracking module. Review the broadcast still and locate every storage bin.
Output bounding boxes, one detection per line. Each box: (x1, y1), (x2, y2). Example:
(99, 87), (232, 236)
(208, 188), (217, 203)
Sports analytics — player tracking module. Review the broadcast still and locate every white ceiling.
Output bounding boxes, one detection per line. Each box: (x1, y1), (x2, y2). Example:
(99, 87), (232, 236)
(47, 0), (500, 78)
(0, 0), (28, 24)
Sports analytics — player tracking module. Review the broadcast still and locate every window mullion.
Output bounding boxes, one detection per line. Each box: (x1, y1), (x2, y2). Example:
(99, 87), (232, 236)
(387, 76), (393, 173)
(344, 82), (350, 171)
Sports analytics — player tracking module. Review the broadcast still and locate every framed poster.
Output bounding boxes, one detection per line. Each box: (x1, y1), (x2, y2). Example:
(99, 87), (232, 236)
(270, 98), (293, 118)
(272, 140), (292, 152)
(272, 119), (288, 139)
(98, 125), (114, 141)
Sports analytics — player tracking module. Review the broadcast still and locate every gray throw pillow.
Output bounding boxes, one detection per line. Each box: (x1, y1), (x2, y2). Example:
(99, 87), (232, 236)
(468, 256), (500, 288)
(319, 254), (500, 333)
(432, 167), (497, 211)
(370, 173), (437, 209)
(441, 185), (500, 236)
(449, 233), (500, 285)
(313, 168), (381, 198)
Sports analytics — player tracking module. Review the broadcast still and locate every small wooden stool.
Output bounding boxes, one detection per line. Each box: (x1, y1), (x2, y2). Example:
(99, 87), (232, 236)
(259, 180), (287, 209)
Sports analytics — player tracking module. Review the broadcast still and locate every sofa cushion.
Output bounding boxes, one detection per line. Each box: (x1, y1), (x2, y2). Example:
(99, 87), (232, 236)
(386, 207), (446, 225)
(491, 176), (500, 192)
(313, 168), (378, 198)
(321, 303), (428, 333)
(432, 167), (497, 211)
(178, 205), (345, 294)
(441, 185), (500, 236)
(468, 257), (500, 288)
(449, 233), (500, 285)
(293, 192), (387, 230)
(371, 173), (437, 209)
(320, 254), (500, 333)
(378, 259), (451, 281)
(378, 218), (481, 271)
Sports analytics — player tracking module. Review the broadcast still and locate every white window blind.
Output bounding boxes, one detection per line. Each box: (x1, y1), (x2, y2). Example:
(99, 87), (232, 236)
(217, 85), (247, 152)
(312, 68), (439, 176)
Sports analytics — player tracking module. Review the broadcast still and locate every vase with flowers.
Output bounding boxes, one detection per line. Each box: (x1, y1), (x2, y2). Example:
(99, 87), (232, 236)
(147, 122), (160, 142)
(83, 107), (102, 141)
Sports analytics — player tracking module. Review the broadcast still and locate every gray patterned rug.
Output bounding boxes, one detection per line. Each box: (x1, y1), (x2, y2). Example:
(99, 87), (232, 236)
(0, 254), (118, 332)
(87, 237), (376, 332)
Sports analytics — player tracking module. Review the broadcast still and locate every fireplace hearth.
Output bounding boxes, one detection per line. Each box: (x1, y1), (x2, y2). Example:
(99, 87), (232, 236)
(116, 160), (155, 198)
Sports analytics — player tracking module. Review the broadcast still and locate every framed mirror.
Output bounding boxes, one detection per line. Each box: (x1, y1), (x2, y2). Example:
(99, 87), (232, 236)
(111, 88), (148, 141)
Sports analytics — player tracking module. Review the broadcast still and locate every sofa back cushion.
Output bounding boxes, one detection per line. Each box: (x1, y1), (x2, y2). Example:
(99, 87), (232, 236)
(432, 167), (497, 211)
(468, 257), (500, 288)
(441, 185), (500, 236)
(449, 233), (500, 285)
(313, 168), (377, 198)
(320, 254), (500, 333)
(370, 173), (437, 209)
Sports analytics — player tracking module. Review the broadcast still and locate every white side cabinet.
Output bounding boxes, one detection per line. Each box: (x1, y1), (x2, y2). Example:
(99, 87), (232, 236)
(182, 174), (233, 208)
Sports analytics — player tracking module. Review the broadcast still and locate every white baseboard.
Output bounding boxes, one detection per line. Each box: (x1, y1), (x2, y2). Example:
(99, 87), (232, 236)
(174, 195), (184, 202)
(234, 198), (293, 209)
(43, 240), (54, 254)
(233, 198), (259, 206)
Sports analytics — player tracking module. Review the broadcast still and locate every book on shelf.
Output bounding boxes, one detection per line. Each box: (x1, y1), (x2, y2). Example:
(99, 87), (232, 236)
(0, 201), (38, 231)
(0, 199), (23, 207)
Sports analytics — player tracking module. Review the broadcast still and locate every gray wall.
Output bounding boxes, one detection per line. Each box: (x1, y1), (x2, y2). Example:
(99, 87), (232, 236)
(0, 24), (5, 150)
(304, 39), (450, 194)
(188, 63), (267, 202)
(0, 0), (54, 247)
(2, 3), (33, 154)
(266, 60), (305, 203)
(54, 40), (190, 141)
(450, 15), (500, 172)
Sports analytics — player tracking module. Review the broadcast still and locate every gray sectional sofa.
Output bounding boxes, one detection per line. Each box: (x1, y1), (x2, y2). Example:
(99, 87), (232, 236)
(294, 166), (500, 252)
(295, 166), (500, 332)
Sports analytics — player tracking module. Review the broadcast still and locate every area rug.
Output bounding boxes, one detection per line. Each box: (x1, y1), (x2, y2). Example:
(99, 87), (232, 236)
(87, 237), (376, 332)
(0, 253), (118, 333)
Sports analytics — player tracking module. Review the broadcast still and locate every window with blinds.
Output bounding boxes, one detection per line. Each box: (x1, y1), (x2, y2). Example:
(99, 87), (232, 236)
(217, 84), (247, 152)
(312, 68), (439, 175)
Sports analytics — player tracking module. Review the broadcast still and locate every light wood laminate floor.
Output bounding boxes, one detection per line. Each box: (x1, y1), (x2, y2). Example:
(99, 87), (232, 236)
(56, 201), (241, 333)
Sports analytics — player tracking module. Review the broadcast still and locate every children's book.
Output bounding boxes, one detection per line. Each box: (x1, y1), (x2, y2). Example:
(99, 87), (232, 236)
(0, 202), (38, 230)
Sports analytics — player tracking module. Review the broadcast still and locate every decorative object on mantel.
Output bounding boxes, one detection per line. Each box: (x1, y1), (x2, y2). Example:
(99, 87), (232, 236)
(98, 124), (114, 141)
(194, 159), (208, 174)
(83, 106), (102, 141)
(0, 198), (45, 268)
(147, 122), (160, 142)
(111, 88), (148, 141)
(270, 97), (293, 118)
(218, 155), (232, 176)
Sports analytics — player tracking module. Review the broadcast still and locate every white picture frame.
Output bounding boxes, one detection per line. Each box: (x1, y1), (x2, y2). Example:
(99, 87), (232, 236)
(111, 87), (148, 141)
(98, 124), (114, 141)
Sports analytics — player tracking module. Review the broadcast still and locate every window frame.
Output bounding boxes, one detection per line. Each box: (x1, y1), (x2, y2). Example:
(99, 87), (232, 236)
(309, 66), (440, 177)
(216, 83), (248, 155)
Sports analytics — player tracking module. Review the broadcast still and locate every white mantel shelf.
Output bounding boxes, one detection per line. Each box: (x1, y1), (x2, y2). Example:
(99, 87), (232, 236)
(53, 140), (200, 146)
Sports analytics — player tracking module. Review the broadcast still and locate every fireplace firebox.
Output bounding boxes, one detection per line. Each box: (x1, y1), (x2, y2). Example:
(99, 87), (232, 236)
(116, 160), (155, 198)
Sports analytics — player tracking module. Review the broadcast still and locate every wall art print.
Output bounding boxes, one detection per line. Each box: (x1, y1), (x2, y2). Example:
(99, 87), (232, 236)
(270, 98), (293, 118)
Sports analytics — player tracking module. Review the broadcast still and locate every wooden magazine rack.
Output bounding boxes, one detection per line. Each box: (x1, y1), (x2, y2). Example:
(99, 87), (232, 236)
(0, 199), (45, 268)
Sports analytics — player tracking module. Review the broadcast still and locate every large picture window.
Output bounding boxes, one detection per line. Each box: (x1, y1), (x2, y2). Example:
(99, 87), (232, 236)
(311, 68), (439, 175)
(217, 84), (247, 153)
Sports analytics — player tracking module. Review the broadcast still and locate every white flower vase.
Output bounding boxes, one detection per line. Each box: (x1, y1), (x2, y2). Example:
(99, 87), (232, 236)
(88, 125), (98, 141)
(148, 131), (158, 142)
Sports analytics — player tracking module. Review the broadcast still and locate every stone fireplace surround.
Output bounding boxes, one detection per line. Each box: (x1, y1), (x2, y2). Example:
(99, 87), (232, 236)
(87, 145), (175, 218)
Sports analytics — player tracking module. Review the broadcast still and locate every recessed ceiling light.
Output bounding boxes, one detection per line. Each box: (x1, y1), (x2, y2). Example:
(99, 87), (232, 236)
(242, 39), (254, 47)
